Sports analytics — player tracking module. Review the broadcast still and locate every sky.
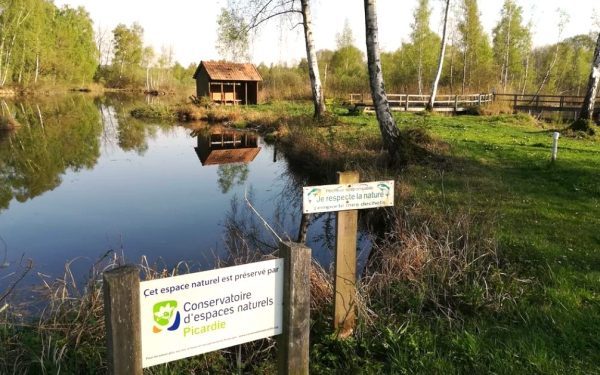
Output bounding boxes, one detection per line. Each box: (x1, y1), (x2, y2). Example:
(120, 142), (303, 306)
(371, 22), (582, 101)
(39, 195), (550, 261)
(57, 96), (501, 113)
(55, 0), (600, 67)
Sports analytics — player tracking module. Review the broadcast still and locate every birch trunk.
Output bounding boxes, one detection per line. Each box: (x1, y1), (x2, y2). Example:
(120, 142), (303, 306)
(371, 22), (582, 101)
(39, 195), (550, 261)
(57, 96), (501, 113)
(578, 32), (600, 122)
(300, 0), (326, 118)
(364, 0), (401, 160)
(502, 4), (513, 92)
(428, 0), (451, 110)
(35, 54), (39, 84)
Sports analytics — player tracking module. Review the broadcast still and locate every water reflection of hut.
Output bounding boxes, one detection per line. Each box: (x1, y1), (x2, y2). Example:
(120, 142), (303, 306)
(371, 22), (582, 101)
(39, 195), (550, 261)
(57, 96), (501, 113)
(195, 130), (261, 166)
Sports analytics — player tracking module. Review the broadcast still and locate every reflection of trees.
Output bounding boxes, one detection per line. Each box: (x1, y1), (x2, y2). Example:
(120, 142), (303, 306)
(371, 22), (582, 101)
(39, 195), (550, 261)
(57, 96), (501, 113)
(98, 95), (173, 155)
(217, 163), (249, 193)
(117, 117), (150, 153)
(0, 96), (102, 210)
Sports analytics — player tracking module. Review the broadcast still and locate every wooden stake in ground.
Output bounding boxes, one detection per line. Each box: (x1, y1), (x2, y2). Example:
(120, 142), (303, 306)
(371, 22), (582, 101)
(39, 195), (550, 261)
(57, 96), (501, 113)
(103, 265), (142, 375)
(277, 241), (311, 375)
(334, 171), (359, 337)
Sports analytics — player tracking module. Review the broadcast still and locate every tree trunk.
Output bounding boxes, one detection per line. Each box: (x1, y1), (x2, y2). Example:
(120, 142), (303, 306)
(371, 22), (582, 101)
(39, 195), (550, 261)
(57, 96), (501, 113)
(34, 54), (39, 84)
(502, 5), (513, 93)
(571, 32), (600, 133)
(461, 48), (467, 94)
(417, 44), (423, 95)
(300, 0), (326, 118)
(579, 32), (600, 121)
(427, 0), (451, 110)
(364, 0), (401, 160)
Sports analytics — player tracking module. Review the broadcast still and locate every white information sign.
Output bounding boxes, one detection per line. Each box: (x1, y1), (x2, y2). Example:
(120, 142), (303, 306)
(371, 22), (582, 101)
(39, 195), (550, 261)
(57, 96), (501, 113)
(139, 259), (283, 368)
(302, 180), (394, 214)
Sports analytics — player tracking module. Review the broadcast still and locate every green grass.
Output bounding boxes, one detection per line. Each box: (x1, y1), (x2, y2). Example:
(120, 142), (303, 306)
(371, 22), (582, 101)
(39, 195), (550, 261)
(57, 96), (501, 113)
(269, 104), (600, 373)
(410, 113), (600, 374)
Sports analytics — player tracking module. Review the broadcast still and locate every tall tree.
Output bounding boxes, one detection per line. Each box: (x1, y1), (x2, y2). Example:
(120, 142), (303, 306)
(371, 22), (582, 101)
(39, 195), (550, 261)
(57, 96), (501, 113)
(409, 0), (439, 95)
(428, 0), (451, 110)
(492, 0), (530, 92)
(458, 0), (493, 93)
(336, 19), (355, 48)
(216, 8), (250, 62)
(330, 22), (367, 94)
(571, 32), (600, 132)
(112, 23), (144, 81)
(530, 10), (569, 98)
(364, 0), (401, 161)
(221, 0), (325, 118)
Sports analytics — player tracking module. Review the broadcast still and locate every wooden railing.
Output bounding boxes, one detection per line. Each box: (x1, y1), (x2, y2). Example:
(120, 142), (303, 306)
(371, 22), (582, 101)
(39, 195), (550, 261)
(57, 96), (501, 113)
(349, 93), (494, 112)
(494, 93), (600, 112)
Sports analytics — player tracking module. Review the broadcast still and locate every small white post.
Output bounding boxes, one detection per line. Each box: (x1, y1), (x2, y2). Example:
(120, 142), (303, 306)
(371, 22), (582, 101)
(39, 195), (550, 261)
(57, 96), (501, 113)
(552, 132), (560, 161)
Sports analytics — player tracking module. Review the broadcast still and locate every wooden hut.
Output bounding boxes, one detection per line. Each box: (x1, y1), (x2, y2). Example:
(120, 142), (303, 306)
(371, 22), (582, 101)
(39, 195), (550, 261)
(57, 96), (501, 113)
(193, 61), (262, 105)
(194, 130), (261, 166)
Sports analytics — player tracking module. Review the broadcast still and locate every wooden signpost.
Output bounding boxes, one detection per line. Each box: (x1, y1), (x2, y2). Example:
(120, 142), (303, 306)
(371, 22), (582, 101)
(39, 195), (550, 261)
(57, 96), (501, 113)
(334, 172), (359, 337)
(302, 172), (394, 337)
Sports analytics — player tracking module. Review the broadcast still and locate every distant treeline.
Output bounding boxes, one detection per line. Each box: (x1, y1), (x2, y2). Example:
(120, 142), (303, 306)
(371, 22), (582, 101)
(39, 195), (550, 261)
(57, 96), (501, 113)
(0, 0), (97, 87)
(0, 0), (194, 91)
(259, 0), (598, 100)
(0, 0), (597, 97)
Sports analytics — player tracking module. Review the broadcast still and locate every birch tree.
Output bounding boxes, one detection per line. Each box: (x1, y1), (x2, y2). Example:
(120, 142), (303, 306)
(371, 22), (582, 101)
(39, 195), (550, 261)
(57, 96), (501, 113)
(530, 10), (568, 98)
(458, 0), (493, 93)
(492, 0), (530, 92)
(571, 31), (600, 132)
(427, 0), (451, 110)
(222, 0), (325, 118)
(364, 0), (402, 160)
(408, 0), (439, 95)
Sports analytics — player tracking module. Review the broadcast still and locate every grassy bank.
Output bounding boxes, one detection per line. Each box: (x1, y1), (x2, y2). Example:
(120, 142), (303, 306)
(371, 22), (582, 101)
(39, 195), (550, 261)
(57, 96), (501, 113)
(1, 101), (598, 373)
(277, 105), (599, 373)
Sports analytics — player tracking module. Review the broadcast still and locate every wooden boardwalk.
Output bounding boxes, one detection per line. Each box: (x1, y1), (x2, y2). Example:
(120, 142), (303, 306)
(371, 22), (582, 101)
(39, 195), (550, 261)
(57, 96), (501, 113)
(349, 93), (494, 113)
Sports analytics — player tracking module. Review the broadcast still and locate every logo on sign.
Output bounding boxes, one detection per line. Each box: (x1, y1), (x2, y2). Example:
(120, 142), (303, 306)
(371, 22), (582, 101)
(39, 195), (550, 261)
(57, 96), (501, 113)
(377, 183), (391, 195)
(152, 300), (181, 333)
(306, 187), (322, 203)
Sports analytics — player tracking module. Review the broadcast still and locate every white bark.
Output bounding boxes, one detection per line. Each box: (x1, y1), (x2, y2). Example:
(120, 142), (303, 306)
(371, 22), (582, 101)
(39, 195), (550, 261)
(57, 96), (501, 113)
(502, 3), (513, 92)
(364, 0), (401, 159)
(428, 0), (451, 110)
(34, 54), (39, 84)
(579, 32), (600, 121)
(300, 0), (326, 117)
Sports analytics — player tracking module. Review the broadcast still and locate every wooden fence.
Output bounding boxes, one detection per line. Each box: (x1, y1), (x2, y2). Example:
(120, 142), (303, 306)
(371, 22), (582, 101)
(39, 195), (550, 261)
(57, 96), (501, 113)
(494, 93), (600, 113)
(349, 93), (494, 113)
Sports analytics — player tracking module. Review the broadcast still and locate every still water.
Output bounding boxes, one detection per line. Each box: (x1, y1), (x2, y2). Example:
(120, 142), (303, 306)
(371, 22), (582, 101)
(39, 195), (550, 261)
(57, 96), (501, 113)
(0, 95), (370, 291)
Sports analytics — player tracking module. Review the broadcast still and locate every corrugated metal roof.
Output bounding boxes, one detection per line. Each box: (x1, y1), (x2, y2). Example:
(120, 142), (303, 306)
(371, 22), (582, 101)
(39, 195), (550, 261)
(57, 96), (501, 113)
(195, 61), (262, 82)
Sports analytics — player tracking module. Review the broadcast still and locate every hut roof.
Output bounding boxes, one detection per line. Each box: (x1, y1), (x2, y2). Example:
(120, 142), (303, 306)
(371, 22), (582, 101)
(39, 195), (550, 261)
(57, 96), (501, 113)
(195, 147), (262, 166)
(193, 61), (262, 82)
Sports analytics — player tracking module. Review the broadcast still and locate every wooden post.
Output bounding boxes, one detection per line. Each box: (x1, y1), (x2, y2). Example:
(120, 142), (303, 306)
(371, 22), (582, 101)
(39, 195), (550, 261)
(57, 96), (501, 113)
(277, 241), (311, 375)
(404, 95), (409, 111)
(478, 94), (482, 106)
(454, 95), (458, 112)
(334, 171), (359, 338)
(560, 96), (564, 110)
(245, 82), (248, 105)
(513, 94), (517, 108)
(221, 82), (224, 104)
(103, 265), (142, 375)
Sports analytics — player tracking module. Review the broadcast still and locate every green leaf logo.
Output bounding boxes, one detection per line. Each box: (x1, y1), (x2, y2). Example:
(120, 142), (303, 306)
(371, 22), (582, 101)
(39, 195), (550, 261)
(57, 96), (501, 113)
(153, 300), (177, 327)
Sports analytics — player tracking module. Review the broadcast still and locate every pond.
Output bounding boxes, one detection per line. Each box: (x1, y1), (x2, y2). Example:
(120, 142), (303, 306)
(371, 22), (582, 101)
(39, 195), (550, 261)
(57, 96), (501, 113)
(0, 94), (371, 298)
